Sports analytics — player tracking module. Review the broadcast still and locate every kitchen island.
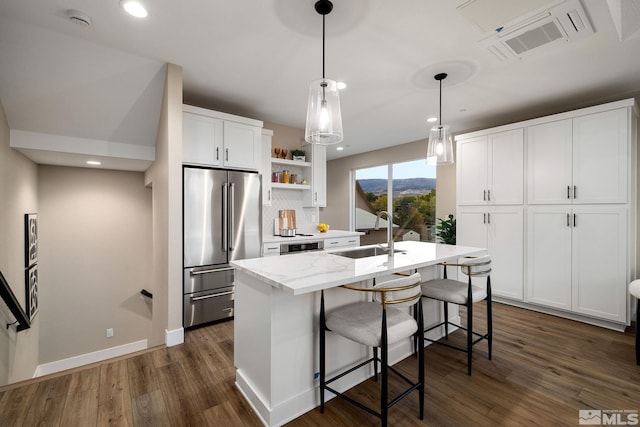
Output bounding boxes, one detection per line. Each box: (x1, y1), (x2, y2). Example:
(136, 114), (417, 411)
(230, 241), (485, 426)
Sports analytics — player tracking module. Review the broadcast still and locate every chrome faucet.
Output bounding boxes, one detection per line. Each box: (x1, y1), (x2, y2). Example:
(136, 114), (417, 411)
(374, 211), (394, 258)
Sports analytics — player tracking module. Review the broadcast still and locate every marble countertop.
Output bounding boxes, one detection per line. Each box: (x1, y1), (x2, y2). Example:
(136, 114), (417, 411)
(262, 229), (364, 244)
(231, 241), (486, 295)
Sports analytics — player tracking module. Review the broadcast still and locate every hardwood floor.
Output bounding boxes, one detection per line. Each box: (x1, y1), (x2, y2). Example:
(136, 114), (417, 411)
(1, 302), (639, 426)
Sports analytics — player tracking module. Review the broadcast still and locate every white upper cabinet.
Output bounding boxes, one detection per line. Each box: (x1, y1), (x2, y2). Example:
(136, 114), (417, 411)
(303, 143), (327, 207)
(182, 105), (262, 171)
(457, 128), (523, 205)
(527, 108), (628, 204)
(182, 112), (223, 167)
(261, 129), (273, 206)
(572, 109), (628, 204)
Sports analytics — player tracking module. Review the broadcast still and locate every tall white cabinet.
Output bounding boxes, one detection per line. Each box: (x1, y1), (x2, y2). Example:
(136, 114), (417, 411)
(456, 128), (525, 300)
(456, 98), (637, 330)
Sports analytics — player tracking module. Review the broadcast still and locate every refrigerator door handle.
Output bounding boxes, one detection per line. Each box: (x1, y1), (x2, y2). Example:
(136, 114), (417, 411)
(229, 182), (235, 251)
(190, 266), (234, 275)
(222, 183), (228, 252)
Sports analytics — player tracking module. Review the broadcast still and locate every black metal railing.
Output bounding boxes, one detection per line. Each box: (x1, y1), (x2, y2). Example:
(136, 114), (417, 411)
(0, 270), (30, 331)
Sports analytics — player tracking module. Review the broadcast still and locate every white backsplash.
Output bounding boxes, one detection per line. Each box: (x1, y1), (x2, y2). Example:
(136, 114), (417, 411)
(263, 189), (319, 235)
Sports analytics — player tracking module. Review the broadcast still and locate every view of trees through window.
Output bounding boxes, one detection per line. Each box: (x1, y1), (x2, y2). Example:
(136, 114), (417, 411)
(354, 159), (436, 244)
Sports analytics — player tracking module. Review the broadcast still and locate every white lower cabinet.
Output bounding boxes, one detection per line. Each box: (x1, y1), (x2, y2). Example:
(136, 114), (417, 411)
(527, 205), (628, 323)
(323, 236), (360, 250)
(457, 206), (524, 300)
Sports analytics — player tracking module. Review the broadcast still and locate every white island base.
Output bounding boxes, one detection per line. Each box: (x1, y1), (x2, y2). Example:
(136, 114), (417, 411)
(231, 242), (486, 426)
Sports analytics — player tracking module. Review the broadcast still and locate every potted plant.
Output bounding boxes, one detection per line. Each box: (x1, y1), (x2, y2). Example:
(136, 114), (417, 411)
(435, 214), (456, 245)
(291, 149), (306, 162)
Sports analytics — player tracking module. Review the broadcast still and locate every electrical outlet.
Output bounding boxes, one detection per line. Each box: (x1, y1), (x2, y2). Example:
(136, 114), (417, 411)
(106, 328), (113, 338)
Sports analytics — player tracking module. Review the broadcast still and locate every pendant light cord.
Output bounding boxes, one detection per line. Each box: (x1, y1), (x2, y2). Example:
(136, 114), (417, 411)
(438, 78), (442, 127)
(322, 14), (326, 79)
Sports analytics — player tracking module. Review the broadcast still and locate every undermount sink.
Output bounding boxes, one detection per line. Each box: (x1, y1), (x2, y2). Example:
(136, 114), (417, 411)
(333, 246), (405, 259)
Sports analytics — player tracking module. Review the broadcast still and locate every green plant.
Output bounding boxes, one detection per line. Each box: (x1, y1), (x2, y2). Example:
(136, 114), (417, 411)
(436, 214), (456, 245)
(291, 149), (305, 157)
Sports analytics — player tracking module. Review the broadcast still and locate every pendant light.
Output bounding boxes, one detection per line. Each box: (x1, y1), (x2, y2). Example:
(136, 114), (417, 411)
(305, 0), (343, 145)
(426, 73), (454, 165)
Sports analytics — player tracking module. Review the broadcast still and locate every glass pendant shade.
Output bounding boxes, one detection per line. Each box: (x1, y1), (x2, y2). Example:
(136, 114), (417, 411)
(305, 78), (343, 145)
(427, 124), (454, 165)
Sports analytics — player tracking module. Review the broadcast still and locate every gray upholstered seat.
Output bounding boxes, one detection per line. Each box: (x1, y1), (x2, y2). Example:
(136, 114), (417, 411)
(421, 279), (486, 304)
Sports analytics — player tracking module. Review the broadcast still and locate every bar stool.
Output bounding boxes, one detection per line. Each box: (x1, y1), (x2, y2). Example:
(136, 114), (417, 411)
(421, 255), (492, 375)
(629, 279), (640, 365)
(319, 272), (423, 427)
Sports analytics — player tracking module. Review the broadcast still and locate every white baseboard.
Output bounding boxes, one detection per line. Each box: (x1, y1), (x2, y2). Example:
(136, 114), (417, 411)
(34, 339), (148, 378)
(165, 327), (184, 347)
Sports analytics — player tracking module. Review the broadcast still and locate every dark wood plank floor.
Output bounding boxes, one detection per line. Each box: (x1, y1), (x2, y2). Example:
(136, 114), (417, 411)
(1, 302), (639, 426)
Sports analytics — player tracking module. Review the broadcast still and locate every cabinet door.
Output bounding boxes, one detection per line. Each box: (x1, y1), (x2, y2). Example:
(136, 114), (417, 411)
(488, 207), (523, 300)
(182, 112), (223, 166)
(223, 121), (260, 171)
(571, 206), (627, 322)
(261, 130), (273, 206)
(306, 144), (326, 207)
(526, 206), (572, 310)
(527, 120), (573, 204)
(457, 136), (488, 205)
(572, 109), (628, 204)
(457, 207), (488, 248)
(489, 129), (523, 205)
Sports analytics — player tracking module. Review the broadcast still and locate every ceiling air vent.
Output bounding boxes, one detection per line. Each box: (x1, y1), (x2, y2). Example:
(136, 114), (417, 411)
(467, 0), (595, 61)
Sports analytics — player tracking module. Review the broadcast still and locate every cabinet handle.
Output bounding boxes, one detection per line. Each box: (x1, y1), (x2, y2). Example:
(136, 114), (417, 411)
(225, 148), (229, 162)
(483, 190), (487, 201)
(216, 147), (219, 161)
(567, 186), (571, 199)
(487, 189), (491, 201)
(268, 189), (271, 201)
(483, 213), (487, 224)
(566, 213), (570, 227)
(487, 212), (491, 224)
(573, 185), (577, 200)
(573, 213), (577, 227)
(314, 192), (317, 201)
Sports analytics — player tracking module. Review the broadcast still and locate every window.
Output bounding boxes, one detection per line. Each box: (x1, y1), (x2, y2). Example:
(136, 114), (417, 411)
(354, 159), (436, 246)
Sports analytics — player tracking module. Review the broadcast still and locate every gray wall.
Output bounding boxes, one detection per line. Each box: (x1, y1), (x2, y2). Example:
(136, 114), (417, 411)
(37, 166), (153, 364)
(0, 101), (39, 384)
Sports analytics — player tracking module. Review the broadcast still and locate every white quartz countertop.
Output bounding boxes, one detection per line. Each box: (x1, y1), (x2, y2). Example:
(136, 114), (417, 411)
(231, 241), (486, 295)
(262, 229), (364, 244)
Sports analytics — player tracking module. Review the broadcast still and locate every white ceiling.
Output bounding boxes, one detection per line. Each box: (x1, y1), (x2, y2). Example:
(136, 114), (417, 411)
(1, 0), (639, 170)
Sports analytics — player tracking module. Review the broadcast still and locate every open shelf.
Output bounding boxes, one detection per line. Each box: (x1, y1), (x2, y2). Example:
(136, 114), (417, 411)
(271, 183), (311, 190)
(271, 158), (311, 168)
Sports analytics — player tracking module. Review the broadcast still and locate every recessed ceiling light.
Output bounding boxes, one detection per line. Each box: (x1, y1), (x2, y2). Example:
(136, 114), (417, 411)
(120, 1), (148, 18)
(427, 117), (438, 123)
(86, 160), (101, 166)
(337, 82), (347, 90)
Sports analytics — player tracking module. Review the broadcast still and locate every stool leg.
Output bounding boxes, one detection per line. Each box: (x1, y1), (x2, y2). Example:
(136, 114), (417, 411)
(417, 299), (425, 420)
(467, 278), (473, 375)
(636, 297), (639, 366)
(373, 347), (378, 381)
(320, 290), (326, 412)
(443, 302), (449, 339)
(487, 276), (493, 360)
(381, 310), (388, 427)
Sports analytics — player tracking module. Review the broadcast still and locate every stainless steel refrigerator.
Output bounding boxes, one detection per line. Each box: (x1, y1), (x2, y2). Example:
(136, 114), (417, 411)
(183, 166), (261, 328)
